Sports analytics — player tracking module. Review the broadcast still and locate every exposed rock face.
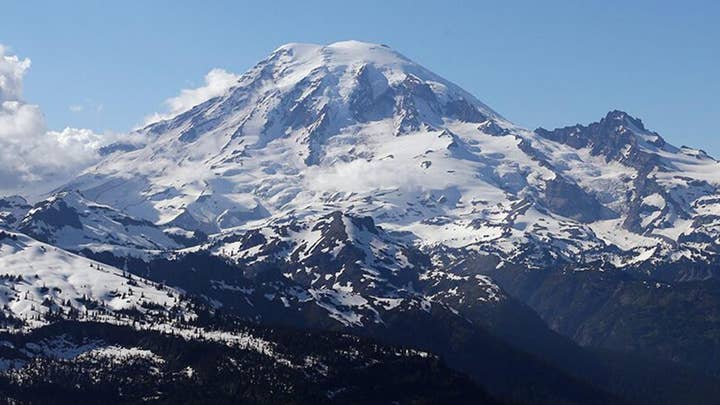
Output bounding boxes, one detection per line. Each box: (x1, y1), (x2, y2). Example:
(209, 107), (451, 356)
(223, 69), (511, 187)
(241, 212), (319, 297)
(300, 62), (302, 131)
(0, 196), (31, 228)
(542, 176), (616, 223)
(536, 110), (664, 165)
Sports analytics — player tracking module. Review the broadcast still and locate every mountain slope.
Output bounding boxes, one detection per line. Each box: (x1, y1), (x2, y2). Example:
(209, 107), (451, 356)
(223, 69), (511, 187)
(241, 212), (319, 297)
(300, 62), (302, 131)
(0, 230), (193, 330)
(60, 41), (720, 273)
(17, 191), (203, 256)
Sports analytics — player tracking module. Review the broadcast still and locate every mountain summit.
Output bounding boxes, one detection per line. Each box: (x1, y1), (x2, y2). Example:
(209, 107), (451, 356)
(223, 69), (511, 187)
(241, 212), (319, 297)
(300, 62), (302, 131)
(64, 40), (512, 227)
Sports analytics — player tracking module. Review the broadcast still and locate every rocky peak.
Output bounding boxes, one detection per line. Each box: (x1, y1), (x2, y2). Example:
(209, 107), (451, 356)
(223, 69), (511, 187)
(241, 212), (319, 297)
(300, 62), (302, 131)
(535, 110), (666, 167)
(603, 109), (646, 130)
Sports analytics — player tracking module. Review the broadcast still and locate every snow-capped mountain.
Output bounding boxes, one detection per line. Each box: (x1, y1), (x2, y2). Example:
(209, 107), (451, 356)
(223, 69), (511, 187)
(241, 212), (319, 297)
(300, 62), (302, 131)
(3, 40), (720, 403)
(65, 40), (506, 233)
(59, 40), (720, 271)
(533, 111), (720, 266)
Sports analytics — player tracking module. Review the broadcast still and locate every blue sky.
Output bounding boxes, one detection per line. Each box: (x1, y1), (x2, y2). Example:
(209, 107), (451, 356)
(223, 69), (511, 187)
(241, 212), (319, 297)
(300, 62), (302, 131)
(3, 0), (719, 153)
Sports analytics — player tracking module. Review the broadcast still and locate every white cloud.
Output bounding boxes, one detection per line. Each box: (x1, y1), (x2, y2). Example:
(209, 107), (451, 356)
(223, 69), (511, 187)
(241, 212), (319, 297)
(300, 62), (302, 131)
(0, 46), (239, 198)
(0, 45), (110, 198)
(144, 68), (239, 125)
(0, 45), (31, 102)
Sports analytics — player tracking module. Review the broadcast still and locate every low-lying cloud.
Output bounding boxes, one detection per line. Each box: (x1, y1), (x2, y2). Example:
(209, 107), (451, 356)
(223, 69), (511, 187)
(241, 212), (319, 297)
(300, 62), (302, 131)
(0, 44), (240, 199)
(0, 45), (106, 198)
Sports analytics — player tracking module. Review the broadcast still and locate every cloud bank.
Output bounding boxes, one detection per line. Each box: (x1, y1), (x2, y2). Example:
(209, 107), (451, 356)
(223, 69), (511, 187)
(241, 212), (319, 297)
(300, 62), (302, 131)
(0, 45), (106, 198)
(0, 44), (239, 199)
